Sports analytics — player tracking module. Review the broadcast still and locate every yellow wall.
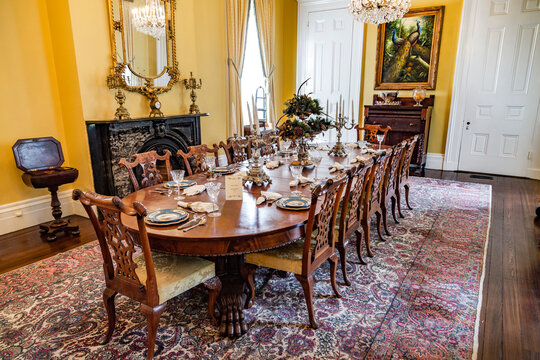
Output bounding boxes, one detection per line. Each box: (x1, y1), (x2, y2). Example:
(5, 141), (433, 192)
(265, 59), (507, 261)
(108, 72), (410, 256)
(1, 0), (296, 206)
(361, 0), (463, 154)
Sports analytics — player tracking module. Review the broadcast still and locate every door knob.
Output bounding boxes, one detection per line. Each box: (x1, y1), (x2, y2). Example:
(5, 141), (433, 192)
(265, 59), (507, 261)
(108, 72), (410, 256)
(466, 121), (470, 130)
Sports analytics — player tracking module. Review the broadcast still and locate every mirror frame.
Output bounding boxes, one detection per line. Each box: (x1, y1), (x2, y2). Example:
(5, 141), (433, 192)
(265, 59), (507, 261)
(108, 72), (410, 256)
(106, 0), (179, 106)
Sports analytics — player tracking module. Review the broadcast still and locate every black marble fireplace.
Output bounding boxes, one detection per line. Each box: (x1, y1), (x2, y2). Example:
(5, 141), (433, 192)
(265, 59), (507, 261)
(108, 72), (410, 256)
(86, 114), (206, 197)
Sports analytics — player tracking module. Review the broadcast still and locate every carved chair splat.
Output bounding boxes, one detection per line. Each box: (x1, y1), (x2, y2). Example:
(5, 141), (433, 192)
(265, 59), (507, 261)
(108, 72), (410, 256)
(72, 190), (221, 360)
(244, 176), (347, 329)
(177, 144), (220, 176)
(335, 161), (373, 285)
(381, 141), (408, 232)
(355, 124), (392, 144)
(119, 150), (172, 192)
(219, 138), (251, 165)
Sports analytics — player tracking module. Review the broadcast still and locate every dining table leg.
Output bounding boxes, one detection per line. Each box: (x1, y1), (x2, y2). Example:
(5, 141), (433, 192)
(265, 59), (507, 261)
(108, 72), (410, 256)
(215, 255), (249, 337)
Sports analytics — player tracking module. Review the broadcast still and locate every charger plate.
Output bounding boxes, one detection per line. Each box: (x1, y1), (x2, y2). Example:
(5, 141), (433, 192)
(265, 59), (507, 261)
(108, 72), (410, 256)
(145, 209), (189, 226)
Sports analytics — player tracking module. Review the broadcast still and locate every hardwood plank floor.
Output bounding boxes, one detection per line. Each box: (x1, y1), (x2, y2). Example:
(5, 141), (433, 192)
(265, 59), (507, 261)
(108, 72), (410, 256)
(0, 171), (539, 359)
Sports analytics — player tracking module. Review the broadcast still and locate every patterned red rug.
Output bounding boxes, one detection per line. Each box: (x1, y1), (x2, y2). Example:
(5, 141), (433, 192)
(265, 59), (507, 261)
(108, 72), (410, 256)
(0, 177), (491, 359)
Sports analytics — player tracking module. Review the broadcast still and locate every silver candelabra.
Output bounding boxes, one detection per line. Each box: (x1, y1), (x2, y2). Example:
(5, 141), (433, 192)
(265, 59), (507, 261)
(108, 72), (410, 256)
(329, 96), (357, 157)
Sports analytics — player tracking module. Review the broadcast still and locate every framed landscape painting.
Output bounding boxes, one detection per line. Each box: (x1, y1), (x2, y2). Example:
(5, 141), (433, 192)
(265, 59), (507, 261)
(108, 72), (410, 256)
(374, 6), (444, 90)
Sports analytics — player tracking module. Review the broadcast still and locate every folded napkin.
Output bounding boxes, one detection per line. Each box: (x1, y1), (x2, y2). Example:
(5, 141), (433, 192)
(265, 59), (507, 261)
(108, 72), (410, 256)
(237, 170), (248, 177)
(265, 160), (281, 169)
(366, 148), (386, 155)
(182, 184), (206, 196)
(289, 176), (314, 187)
(178, 201), (217, 213)
(256, 191), (283, 205)
(345, 143), (359, 148)
(316, 145), (330, 150)
(329, 162), (345, 173)
(350, 155), (372, 164)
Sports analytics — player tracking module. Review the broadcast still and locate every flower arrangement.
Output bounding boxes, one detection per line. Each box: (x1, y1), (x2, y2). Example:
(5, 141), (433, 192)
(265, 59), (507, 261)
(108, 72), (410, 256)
(277, 79), (333, 140)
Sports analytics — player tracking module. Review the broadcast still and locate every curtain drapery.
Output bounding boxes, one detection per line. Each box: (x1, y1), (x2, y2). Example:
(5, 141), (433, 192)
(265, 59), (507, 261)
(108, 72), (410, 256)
(254, 0), (276, 129)
(226, 0), (249, 136)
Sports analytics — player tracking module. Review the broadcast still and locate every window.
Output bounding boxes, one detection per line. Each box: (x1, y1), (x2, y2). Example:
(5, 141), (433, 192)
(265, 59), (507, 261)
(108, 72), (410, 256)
(241, 0), (266, 128)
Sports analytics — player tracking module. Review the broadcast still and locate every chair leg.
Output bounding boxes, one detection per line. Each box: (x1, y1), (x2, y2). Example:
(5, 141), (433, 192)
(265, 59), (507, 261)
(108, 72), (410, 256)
(335, 242), (351, 286)
(242, 264), (258, 309)
(405, 184), (413, 210)
(203, 276), (222, 326)
(362, 219), (374, 258)
(381, 202), (391, 236)
(328, 253), (342, 298)
(391, 196), (399, 224)
(140, 303), (166, 360)
(375, 211), (387, 241)
(396, 188), (405, 218)
(294, 274), (318, 329)
(99, 288), (117, 345)
(354, 229), (367, 265)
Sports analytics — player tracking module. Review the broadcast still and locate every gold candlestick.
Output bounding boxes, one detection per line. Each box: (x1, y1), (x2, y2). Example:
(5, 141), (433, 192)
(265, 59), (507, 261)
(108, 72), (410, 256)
(328, 97), (357, 156)
(242, 127), (279, 186)
(183, 72), (202, 114)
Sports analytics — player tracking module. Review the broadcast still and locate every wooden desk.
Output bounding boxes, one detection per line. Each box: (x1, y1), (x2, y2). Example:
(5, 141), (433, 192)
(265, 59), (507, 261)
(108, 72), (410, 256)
(121, 147), (378, 337)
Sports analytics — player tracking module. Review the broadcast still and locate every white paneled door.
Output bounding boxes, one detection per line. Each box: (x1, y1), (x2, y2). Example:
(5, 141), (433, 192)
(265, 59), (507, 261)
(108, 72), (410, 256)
(297, 1), (363, 144)
(458, 0), (540, 177)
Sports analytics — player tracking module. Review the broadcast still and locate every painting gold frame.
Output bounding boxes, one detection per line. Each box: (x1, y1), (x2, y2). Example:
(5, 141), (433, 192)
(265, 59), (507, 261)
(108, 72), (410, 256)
(374, 6), (444, 90)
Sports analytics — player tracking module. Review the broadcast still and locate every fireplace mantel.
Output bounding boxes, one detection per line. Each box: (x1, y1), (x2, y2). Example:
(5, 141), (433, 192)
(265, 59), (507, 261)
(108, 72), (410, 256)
(86, 114), (207, 197)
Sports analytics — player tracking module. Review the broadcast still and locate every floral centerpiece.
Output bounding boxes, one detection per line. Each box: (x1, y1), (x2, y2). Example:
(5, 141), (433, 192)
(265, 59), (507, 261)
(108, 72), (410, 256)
(276, 79), (333, 163)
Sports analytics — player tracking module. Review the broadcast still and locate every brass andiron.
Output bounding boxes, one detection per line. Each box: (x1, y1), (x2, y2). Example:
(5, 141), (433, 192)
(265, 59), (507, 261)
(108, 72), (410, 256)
(242, 127), (279, 186)
(329, 96), (357, 157)
(183, 72), (202, 114)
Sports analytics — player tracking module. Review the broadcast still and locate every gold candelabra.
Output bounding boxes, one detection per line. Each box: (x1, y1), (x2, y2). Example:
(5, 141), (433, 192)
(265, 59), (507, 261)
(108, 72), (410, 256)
(106, 68), (131, 120)
(329, 96), (357, 156)
(242, 127), (279, 186)
(183, 72), (202, 114)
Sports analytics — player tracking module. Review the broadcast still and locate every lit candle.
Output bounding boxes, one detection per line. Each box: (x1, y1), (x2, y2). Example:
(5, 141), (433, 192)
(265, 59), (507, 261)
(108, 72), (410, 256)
(231, 102), (237, 136)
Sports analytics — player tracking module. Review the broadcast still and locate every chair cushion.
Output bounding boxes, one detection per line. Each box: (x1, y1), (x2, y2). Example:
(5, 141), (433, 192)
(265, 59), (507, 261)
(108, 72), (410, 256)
(134, 252), (216, 304)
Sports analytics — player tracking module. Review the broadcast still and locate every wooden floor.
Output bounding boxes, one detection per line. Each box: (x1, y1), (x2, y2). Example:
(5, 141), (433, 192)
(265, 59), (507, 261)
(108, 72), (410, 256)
(1, 171), (539, 359)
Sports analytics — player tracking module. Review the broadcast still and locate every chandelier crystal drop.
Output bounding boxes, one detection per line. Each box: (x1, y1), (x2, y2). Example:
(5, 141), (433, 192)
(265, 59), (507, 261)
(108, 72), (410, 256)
(131, 0), (166, 39)
(349, 0), (411, 24)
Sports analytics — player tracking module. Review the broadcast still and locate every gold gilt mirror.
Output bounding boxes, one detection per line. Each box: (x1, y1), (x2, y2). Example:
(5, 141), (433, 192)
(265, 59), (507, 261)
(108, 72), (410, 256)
(107, 0), (178, 117)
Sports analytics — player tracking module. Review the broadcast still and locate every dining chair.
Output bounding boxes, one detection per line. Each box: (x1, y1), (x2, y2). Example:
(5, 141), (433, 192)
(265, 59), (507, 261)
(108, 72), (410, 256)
(397, 135), (419, 216)
(335, 161), (374, 285)
(355, 124), (392, 144)
(381, 141), (408, 232)
(244, 176), (347, 329)
(177, 144), (220, 175)
(119, 150), (172, 191)
(219, 138), (251, 165)
(72, 190), (221, 360)
(361, 149), (393, 258)
(258, 132), (279, 157)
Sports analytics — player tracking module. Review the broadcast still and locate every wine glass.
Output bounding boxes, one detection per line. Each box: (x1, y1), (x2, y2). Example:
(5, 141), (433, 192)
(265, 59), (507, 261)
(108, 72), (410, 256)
(170, 170), (185, 200)
(290, 164), (303, 197)
(311, 152), (322, 183)
(282, 139), (291, 152)
(205, 182), (221, 217)
(376, 133), (385, 150)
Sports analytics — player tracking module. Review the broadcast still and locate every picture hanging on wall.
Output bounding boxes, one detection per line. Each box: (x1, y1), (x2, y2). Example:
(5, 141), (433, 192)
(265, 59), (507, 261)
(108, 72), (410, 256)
(374, 6), (444, 90)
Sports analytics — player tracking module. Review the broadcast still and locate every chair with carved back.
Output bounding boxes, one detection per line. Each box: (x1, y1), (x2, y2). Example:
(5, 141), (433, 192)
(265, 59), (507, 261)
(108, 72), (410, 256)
(360, 149), (393, 258)
(380, 141), (408, 235)
(244, 176), (347, 329)
(257, 132), (279, 157)
(334, 161), (374, 285)
(355, 124), (392, 144)
(219, 138), (251, 165)
(72, 190), (221, 360)
(177, 144), (220, 176)
(119, 150), (172, 191)
(396, 135), (419, 217)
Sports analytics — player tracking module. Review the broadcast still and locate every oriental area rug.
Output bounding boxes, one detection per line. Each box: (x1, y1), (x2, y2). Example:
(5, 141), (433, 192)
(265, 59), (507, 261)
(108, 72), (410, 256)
(0, 177), (491, 359)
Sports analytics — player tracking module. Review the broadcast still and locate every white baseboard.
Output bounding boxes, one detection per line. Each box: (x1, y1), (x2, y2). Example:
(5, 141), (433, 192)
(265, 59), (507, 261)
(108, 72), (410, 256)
(0, 189), (87, 236)
(426, 153), (445, 170)
(527, 167), (540, 180)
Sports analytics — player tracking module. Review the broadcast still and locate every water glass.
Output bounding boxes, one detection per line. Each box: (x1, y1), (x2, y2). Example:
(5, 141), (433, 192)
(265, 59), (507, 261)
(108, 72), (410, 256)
(205, 182), (221, 217)
(311, 153), (322, 182)
(170, 170), (185, 200)
(376, 133), (385, 150)
(290, 164), (303, 197)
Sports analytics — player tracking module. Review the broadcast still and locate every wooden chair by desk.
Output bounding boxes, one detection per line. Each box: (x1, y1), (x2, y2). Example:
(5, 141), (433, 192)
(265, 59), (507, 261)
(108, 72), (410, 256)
(119, 150), (172, 191)
(335, 162), (373, 285)
(177, 144), (220, 175)
(73, 190), (221, 360)
(244, 177), (347, 329)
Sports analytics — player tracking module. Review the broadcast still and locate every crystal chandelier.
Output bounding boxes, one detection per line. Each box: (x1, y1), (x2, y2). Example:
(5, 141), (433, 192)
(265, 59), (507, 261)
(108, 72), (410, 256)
(349, 0), (411, 24)
(131, 0), (166, 39)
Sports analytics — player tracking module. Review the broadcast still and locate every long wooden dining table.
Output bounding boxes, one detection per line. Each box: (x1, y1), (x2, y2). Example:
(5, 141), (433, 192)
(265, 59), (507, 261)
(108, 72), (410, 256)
(121, 145), (381, 337)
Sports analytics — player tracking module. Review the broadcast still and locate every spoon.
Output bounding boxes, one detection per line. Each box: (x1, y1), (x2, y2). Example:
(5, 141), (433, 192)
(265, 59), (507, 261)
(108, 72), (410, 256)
(177, 214), (202, 230)
(183, 215), (207, 232)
